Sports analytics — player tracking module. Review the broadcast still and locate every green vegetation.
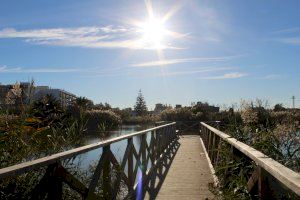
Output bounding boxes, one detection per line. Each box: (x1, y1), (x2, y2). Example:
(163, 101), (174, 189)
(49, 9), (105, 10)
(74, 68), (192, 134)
(0, 84), (299, 199)
(134, 90), (148, 116)
(0, 95), (86, 168)
(85, 109), (121, 132)
(210, 100), (300, 199)
(161, 107), (194, 121)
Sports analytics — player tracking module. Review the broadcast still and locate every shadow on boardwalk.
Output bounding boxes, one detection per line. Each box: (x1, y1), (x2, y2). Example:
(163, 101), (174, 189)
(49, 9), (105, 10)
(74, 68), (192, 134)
(141, 140), (181, 199)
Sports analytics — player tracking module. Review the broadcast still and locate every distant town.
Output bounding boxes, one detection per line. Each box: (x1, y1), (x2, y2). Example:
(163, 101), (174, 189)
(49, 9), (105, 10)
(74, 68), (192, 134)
(0, 81), (221, 115)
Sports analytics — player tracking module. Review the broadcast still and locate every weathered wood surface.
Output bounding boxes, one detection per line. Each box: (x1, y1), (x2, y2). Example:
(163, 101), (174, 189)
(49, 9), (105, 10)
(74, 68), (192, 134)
(0, 122), (175, 179)
(201, 122), (300, 197)
(156, 135), (215, 200)
(0, 123), (178, 199)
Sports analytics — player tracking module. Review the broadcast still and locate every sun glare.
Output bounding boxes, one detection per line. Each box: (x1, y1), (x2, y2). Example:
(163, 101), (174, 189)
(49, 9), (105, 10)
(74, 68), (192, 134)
(139, 17), (167, 49)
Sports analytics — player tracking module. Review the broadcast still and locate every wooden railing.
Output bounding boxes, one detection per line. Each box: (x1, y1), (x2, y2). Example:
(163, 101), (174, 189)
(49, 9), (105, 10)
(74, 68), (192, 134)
(200, 122), (300, 199)
(0, 122), (178, 199)
(156, 121), (200, 135)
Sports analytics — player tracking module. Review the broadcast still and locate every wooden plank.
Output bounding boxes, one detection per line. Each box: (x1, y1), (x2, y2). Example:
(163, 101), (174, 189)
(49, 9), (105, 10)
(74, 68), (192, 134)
(87, 151), (106, 196)
(156, 136), (215, 199)
(142, 134), (147, 176)
(127, 138), (134, 192)
(247, 167), (259, 192)
(201, 122), (300, 196)
(0, 122), (176, 179)
(102, 145), (112, 199)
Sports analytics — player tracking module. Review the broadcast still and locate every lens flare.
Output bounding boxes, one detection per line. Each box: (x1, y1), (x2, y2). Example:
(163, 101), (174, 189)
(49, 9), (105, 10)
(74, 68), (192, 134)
(136, 168), (143, 200)
(139, 17), (167, 49)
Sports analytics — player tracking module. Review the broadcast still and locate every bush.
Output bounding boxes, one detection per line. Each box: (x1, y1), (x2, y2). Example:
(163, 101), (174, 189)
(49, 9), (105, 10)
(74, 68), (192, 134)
(123, 115), (159, 125)
(241, 106), (270, 128)
(85, 109), (121, 131)
(160, 108), (193, 121)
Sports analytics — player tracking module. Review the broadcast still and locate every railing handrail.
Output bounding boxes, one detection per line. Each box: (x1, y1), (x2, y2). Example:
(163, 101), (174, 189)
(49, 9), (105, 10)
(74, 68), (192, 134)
(0, 122), (176, 179)
(201, 122), (300, 196)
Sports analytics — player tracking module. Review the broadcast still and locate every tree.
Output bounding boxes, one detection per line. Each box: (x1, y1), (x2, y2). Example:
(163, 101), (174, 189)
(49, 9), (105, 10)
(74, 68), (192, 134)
(94, 102), (111, 110)
(274, 103), (286, 112)
(76, 97), (93, 110)
(134, 90), (147, 116)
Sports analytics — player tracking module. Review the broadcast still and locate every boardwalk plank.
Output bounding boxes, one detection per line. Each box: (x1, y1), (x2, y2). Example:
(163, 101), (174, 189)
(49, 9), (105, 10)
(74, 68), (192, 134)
(156, 135), (215, 200)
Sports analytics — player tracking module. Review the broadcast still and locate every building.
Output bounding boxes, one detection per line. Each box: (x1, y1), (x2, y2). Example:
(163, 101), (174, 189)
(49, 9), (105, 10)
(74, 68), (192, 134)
(0, 82), (76, 108)
(175, 104), (182, 109)
(154, 103), (169, 114)
(34, 87), (76, 108)
(195, 102), (220, 113)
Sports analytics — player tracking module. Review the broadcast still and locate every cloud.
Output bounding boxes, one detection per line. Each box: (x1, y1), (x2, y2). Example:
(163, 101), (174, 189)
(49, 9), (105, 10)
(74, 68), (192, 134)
(201, 72), (248, 80)
(132, 56), (239, 67)
(0, 66), (81, 73)
(158, 67), (234, 76)
(0, 25), (184, 50)
(275, 37), (300, 45)
(269, 27), (300, 45)
(272, 27), (300, 34)
(0, 65), (135, 78)
(260, 74), (284, 80)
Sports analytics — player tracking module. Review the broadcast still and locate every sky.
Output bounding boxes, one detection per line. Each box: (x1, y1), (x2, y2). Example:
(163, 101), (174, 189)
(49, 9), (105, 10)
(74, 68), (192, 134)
(0, 0), (299, 109)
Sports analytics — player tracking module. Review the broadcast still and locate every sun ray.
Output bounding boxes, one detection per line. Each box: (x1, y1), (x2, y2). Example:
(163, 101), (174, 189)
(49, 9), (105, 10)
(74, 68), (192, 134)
(162, 1), (185, 22)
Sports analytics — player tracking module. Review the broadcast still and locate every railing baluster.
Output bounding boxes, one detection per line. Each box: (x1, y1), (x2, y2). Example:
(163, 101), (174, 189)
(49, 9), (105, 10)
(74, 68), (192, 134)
(142, 134), (147, 176)
(204, 127), (208, 149)
(47, 163), (63, 200)
(103, 145), (112, 199)
(208, 130), (212, 158)
(127, 138), (134, 193)
(0, 122), (180, 199)
(211, 132), (216, 162)
(214, 136), (221, 167)
(258, 166), (274, 199)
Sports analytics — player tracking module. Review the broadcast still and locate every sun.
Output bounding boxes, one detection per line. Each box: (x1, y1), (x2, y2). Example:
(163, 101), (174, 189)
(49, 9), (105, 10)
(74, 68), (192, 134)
(138, 17), (167, 49)
(131, 0), (184, 50)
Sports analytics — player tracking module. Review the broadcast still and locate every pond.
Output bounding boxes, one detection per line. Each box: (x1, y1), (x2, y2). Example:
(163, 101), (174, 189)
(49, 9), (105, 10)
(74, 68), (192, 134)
(69, 124), (154, 176)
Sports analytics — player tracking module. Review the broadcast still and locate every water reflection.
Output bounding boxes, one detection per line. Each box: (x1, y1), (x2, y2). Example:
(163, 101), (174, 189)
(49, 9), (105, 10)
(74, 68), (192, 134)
(70, 125), (153, 172)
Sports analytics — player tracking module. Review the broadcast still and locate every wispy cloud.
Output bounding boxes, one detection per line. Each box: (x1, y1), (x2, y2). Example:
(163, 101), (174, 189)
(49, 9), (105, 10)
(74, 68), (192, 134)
(260, 74), (284, 80)
(158, 67), (235, 76)
(0, 65), (135, 78)
(0, 65), (81, 73)
(0, 26), (184, 50)
(272, 27), (300, 34)
(132, 56), (240, 67)
(275, 37), (300, 45)
(270, 27), (300, 45)
(201, 72), (248, 80)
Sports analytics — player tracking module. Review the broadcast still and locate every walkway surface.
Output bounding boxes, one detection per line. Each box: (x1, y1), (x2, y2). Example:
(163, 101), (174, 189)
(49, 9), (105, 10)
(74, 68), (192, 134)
(156, 135), (215, 200)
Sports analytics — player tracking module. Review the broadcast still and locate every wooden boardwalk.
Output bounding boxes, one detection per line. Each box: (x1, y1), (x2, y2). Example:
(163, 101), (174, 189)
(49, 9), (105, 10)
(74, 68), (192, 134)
(156, 135), (215, 200)
(1, 122), (299, 199)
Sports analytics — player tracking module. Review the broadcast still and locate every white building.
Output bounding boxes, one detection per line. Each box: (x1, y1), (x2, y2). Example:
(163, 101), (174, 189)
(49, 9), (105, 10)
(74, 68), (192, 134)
(34, 86), (76, 108)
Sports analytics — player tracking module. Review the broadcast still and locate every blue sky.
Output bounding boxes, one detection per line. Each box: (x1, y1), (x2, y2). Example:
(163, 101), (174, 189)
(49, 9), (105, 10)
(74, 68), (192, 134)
(0, 0), (299, 109)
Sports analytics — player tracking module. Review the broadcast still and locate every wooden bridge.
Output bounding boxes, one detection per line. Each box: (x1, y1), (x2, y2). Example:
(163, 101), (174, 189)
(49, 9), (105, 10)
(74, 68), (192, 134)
(0, 122), (299, 199)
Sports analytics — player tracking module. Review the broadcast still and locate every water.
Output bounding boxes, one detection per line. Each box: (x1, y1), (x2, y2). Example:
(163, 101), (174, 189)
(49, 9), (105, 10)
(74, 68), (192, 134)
(66, 124), (154, 175)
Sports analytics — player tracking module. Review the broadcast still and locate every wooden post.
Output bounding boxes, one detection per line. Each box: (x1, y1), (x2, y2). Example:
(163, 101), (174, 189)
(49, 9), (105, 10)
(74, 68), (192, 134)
(204, 126), (208, 149)
(142, 134), (147, 176)
(47, 163), (63, 200)
(211, 133), (216, 161)
(258, 166), (271, 199)
(208, 130), (212, 156)
(103, 145), (112, 199)
(214, 136), (221, 167)
(127, 138), (134, 193)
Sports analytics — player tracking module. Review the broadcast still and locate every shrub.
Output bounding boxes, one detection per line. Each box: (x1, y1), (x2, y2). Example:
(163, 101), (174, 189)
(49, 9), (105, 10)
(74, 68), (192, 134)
(160, 108), (193, 121)
(241, 106), (270, 128)
(123, 115), (159, 125)
(85, 109), (121, 131)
